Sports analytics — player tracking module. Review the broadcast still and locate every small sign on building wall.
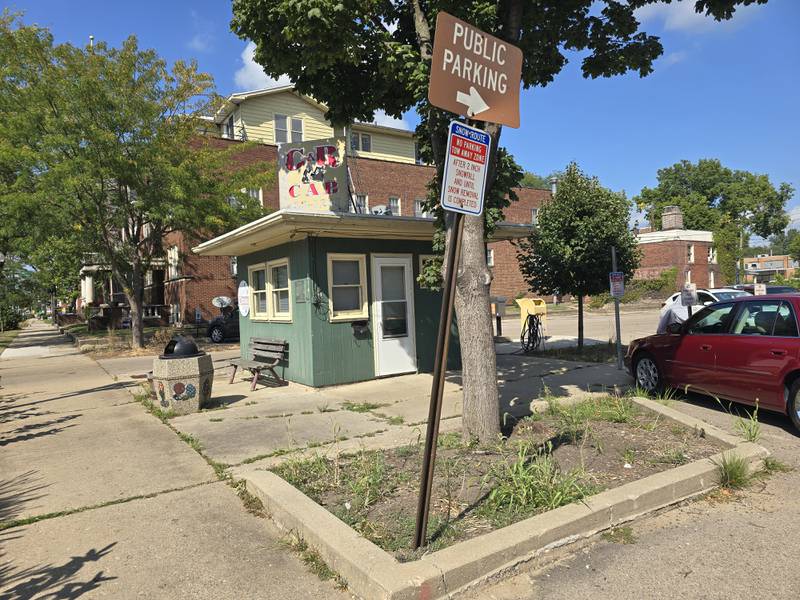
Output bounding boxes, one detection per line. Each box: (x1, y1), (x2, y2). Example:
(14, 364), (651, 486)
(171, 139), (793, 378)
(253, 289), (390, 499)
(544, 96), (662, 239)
(754, 283), (767, 296)
(277, 136), (349, 213)
(238, 281), (250, 316)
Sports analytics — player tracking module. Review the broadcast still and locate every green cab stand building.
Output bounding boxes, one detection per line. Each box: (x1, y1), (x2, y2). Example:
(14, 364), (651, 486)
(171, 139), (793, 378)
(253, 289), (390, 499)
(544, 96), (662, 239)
(193, 136), (530, 387)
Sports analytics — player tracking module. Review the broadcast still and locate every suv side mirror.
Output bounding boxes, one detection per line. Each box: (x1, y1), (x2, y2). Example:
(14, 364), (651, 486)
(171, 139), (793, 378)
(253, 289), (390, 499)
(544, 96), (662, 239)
(667, 322), (683, 335)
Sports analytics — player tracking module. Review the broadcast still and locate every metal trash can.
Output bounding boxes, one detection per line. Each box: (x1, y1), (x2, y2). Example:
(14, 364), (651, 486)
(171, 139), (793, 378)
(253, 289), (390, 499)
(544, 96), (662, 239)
(151, 336), (214, 415)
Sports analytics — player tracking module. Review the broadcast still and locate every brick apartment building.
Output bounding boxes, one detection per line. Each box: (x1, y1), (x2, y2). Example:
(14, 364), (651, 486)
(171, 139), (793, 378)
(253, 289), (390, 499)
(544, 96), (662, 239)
(635, 206), (723, 289)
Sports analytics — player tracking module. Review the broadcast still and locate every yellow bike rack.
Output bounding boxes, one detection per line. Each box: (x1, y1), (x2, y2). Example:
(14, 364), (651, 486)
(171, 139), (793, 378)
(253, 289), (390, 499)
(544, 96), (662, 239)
(515, 297), (547, 336)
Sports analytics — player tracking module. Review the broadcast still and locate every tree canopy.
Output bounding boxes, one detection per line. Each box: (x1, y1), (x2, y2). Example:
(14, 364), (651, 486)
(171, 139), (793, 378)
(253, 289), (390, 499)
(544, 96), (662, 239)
(517, 163), (639, 347)
(635, 159), (792, 239)
(0, 14), (272, 345)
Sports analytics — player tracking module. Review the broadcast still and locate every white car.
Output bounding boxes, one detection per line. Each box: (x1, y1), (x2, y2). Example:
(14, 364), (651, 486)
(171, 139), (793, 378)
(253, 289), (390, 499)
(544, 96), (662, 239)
(660, 287), (749, 316)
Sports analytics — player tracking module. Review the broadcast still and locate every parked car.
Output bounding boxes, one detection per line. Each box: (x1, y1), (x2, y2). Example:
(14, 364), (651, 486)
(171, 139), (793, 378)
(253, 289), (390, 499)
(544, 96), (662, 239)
(660, 287), (748, 315)
(626, 294), (800, 431)
(207, 307), (239, 343)
(733, 284), (798, 295)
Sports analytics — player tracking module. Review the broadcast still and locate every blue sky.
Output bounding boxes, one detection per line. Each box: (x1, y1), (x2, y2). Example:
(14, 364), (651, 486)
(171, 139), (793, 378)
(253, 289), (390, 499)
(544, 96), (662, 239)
(8, 0), (799, 228)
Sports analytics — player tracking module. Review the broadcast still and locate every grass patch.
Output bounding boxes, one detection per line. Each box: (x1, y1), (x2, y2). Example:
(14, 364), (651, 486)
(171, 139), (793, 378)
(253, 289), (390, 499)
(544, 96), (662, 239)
(0, 329), (21, 352)
(342, 401), (384, 413)
(733, 403), (761, 443)
(602, 526), (637, 545)
(761, 456), (792, 474)
(285, 535), (347, 589)
(209, 417), (224, 422)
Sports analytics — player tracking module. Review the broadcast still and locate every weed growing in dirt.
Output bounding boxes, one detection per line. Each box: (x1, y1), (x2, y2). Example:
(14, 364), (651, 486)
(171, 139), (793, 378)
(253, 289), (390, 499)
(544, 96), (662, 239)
(480, 442), (594, 525)
(285, 535), (348, 589)
(343, 401), (383, 413)
(761, 456), (792, 474)
(716, 452), (750, 489)
(602, 526), (637, 544)
(733, 402), (761, 443)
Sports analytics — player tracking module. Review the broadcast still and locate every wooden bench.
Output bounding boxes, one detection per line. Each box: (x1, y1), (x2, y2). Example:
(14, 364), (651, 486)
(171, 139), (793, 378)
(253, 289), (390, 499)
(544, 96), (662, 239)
(229, 337), (288, 391)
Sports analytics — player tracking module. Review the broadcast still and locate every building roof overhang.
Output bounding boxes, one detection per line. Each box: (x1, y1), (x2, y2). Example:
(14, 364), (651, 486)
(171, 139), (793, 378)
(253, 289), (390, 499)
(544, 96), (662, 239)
(193, 210), (532, 257)
(636, 229), (714, 244)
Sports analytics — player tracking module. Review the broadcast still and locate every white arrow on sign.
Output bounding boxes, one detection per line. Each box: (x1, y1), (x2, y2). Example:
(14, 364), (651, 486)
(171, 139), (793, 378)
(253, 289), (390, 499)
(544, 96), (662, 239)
(455, 86), (489, 117)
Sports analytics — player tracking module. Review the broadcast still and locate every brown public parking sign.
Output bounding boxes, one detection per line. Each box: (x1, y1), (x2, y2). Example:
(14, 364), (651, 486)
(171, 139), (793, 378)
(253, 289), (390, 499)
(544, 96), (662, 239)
(428, 11), (522, 128)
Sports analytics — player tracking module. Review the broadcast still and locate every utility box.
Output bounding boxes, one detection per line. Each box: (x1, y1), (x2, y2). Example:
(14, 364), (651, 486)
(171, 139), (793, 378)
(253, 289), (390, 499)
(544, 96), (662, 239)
(151, 336), (214, 415)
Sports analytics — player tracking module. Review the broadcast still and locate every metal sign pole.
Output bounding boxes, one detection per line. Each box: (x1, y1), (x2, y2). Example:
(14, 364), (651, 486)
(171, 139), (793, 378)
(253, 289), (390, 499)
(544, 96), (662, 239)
(611, 247), (623, 370)
(413, 211), (464, 549)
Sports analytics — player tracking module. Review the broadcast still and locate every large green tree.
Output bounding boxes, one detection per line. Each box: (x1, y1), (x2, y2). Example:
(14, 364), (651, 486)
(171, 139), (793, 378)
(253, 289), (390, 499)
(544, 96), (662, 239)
(517, 163), (639, 349)
(636, 159), (792, 237)
(0, 15), (272, 346)
(232, 0), (768, 442)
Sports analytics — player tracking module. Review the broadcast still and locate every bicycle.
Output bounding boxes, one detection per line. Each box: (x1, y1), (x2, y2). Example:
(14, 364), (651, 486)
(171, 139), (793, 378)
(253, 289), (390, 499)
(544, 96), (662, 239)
(520, 312), (545, 353)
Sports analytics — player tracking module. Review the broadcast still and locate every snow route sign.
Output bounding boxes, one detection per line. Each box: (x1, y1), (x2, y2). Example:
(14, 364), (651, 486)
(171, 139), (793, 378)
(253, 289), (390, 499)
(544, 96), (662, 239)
(440, 121), (490, 216)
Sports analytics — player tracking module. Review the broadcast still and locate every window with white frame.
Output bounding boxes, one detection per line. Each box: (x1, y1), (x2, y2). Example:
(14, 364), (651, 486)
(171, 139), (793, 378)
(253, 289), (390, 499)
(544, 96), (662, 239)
(248, 264), (269, 319)
(531, 208), (539, 225)
(486, 248), (495, 267)
(414, 199), (428, 218)
(687, 244), (695, 264)
(350, 131), (360, 151)
(361, 133), (371, 152)
(274, 114), (288, 143)
(268, 258), (291, 320)
(245, 187), (262, 205)
(327, 254), (368, 320)
(230, 257), (238, 277)
(708, 246), (717, 264)
(290, 118), (303, 142)
(352, 194), (368, 213)
(167, 246), (180, 280)
(387, 196), (400, 216)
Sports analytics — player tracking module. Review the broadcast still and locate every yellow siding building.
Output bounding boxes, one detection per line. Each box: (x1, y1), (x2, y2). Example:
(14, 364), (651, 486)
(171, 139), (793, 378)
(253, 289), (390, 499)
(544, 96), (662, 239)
(214, 86), (417, 165)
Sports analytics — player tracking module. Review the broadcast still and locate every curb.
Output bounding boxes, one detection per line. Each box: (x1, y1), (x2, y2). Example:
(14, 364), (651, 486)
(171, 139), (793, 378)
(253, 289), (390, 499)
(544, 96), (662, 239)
(244, 397), (768, 600)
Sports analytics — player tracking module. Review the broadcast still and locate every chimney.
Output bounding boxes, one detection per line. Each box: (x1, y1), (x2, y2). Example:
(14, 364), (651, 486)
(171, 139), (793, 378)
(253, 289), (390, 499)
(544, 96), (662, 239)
(661, 205), (684, 231)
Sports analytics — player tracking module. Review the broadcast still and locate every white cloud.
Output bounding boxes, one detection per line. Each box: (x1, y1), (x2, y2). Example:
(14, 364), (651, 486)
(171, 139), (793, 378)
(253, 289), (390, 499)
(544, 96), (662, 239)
(370, 110), (410, 131)
(662, 50), (689, 66)
(636, 0), (760, 33)
(187, 33), (212, 53)
(788, 206), (800, 227)
(234, 42), (292, 91)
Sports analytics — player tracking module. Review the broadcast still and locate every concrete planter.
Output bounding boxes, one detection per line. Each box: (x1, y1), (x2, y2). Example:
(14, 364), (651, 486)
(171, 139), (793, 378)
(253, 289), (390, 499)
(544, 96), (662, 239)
(152, 353), (214, 415)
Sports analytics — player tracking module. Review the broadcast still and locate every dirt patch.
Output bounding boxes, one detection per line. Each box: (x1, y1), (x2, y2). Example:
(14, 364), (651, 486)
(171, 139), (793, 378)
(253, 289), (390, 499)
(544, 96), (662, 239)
(272, 395), (723, 561)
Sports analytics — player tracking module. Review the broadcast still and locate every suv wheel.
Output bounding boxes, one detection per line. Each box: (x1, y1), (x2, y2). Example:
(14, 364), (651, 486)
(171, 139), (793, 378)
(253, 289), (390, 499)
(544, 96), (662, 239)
(209, 325), (225, 344)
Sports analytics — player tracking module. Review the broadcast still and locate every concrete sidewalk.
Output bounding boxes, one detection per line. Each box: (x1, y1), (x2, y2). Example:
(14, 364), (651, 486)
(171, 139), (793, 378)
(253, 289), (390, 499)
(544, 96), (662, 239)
(0, 322), (347, 599)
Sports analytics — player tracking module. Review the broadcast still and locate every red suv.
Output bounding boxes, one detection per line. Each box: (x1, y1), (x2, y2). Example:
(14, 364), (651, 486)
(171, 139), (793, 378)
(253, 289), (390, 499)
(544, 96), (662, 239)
(626, 294), (800, 431)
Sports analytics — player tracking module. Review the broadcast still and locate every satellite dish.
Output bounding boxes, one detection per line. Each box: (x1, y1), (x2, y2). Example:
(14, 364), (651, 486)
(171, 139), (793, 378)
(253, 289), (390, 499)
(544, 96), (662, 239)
(371, 205), (388, 215)
(212, 296), (233, 308)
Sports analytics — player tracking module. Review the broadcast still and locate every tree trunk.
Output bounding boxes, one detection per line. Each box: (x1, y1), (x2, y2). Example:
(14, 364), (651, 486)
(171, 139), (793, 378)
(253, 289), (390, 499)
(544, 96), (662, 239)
(127, 264), (146, 349)
(577, 294), (584, 350)
(456, 214), (501, 443)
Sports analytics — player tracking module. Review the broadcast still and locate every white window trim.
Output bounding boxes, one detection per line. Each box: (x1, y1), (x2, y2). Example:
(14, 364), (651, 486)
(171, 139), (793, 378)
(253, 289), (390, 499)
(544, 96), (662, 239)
(274, 113), (288, 144)
(267, 257), (292, 322)
(167, 245), (180, 280)
(414, 199), (429, 218)
(327, 253), (368, 322)
(388, 196), (401, 216)
(248, 263), (269, 320)
(290, 117), (304, 142)
(486, 248), (495, 267)
(687, 244), (695, 264)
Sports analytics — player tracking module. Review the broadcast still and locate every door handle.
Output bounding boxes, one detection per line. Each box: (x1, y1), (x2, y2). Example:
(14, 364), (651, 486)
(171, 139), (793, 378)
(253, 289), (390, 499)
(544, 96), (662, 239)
(700, 344), (712, 351)
(770, 349), (788, 356)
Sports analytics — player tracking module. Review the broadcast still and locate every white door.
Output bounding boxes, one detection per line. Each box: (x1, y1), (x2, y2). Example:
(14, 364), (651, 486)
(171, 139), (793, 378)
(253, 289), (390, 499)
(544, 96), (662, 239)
(372, 255), (417, 376)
